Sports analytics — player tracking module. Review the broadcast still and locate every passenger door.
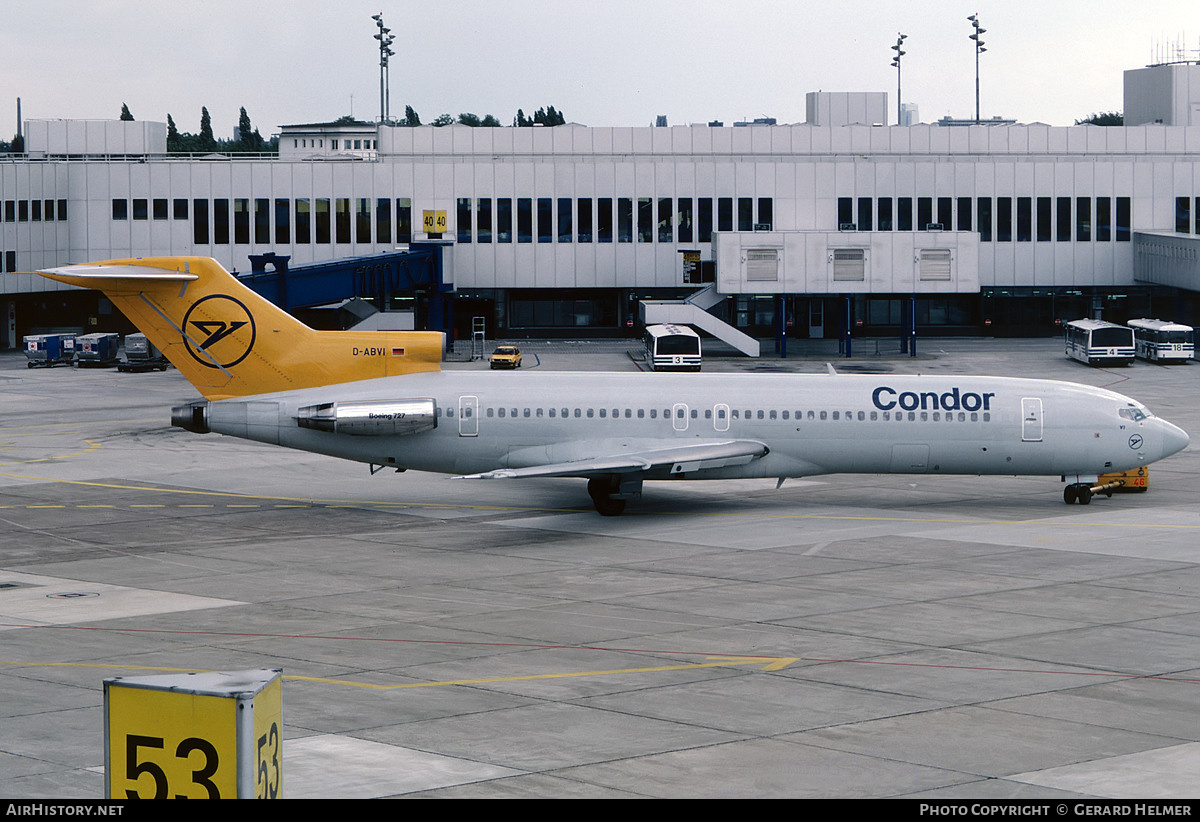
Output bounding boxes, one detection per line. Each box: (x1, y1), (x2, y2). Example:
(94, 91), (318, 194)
(1021, 397), (1043, 442)
(458, 395), (478, 437)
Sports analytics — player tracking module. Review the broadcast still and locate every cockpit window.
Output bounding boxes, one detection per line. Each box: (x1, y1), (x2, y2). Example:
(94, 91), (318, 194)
(1119, 406), (1150, 422)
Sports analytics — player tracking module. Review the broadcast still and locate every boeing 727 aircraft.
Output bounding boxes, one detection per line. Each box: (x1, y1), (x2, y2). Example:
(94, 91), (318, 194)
(40, 257), (1189, 515)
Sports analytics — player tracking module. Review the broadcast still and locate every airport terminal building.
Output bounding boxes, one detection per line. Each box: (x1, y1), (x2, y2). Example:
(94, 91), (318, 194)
(4, 64), (1200, 349)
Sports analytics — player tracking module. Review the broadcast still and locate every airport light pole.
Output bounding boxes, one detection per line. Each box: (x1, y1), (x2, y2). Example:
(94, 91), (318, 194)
(372, 13), (396, 123)
(891, 33), (907, 125)
(968, 14), (986, 125)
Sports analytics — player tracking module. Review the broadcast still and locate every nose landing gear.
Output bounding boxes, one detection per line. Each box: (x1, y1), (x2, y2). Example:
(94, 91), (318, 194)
(1063, 481), (1116, 505)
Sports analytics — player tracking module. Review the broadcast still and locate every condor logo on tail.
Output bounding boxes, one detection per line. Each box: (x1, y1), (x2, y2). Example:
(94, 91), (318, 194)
(181, 295), (257, 369)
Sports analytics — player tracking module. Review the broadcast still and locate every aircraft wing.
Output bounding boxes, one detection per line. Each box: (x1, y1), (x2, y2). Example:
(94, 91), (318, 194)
(457, 439), (768, 480)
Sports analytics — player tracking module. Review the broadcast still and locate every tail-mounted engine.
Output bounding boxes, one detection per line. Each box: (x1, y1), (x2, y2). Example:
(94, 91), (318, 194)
(296, 399), (438, 436)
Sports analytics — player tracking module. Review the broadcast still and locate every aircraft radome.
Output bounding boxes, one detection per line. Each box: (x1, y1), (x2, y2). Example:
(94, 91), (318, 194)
(40, 257), (1190, 515)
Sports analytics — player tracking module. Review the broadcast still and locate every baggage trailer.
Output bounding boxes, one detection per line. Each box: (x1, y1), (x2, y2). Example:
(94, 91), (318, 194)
(76, 332), (120, 367)
(23, 334), (76, 368)
(117, 333), (169, 372)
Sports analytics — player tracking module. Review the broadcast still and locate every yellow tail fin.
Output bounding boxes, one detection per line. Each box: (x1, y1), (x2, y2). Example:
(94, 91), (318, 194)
(39, 256), (443, 400)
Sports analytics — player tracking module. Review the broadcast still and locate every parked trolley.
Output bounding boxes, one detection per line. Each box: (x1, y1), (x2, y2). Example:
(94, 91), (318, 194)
(75, 332), (121, 367)
(1127, 318), (1193, 363)
(117, 333), (169, 372)
(23, 333), (76, 368)
(1064, 319), (1134, 366)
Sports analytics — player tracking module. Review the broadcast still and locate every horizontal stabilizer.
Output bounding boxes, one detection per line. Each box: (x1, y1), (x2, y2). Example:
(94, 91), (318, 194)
(40, 263), (198, 287)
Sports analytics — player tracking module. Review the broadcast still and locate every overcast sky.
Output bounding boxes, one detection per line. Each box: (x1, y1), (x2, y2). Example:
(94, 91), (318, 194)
(4, 0), (1200, 140)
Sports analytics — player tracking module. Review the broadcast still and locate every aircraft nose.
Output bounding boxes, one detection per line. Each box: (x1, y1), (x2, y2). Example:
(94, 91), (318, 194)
(1156, 418), (1190, 460)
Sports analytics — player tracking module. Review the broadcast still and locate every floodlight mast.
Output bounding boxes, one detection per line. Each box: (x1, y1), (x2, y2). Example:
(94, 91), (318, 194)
(372, 13), (397, 123)
(891, 33), (908, 125)
(968, 14), (986, 124)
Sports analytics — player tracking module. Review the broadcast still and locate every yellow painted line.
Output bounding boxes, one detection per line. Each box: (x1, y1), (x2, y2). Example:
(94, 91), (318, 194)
(0, 439), (103, 467)
(708, 655), (801, 672)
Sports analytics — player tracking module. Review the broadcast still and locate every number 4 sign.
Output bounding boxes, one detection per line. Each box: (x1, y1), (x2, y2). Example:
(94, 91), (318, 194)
(105, 669), (282, 799)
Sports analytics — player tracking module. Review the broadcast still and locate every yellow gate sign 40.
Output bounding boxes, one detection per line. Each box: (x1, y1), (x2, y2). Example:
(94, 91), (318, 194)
(105, 669), (282, 799)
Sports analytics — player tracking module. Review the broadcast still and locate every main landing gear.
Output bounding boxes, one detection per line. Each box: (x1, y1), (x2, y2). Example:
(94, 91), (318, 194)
(587, 475), (642, 516)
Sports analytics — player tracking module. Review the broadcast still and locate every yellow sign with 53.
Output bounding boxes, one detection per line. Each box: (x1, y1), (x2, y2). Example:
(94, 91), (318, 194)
(105, 669), (282, 799)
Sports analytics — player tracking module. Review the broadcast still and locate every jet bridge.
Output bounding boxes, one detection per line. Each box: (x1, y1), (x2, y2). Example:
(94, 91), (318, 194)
(242, 244), (455, 332)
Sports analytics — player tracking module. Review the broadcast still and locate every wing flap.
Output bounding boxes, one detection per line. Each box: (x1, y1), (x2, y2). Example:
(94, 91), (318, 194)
(457, 439), (768, 480)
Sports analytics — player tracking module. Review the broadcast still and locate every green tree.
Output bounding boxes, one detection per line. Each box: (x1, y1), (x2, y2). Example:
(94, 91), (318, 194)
(1075, 111), (1123, 126)
(403, 105), (421, 126)
(430, 113), (455, 127)
(516, 106), (566, 126)
(120, 103), (134, 121)
(236, 107), (264, 152)
(198, 106), (216, 151)
(166, 114), (181, 150)
(456, 112), (503, 127)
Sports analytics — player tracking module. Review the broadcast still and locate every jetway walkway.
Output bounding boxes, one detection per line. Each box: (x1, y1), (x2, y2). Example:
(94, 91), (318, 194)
(640, 285), (760, 357)
(242, 245), (454, 333)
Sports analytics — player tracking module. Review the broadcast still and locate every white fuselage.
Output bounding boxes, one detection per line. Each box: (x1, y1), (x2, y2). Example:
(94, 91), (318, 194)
(195, 371), (1188, 484)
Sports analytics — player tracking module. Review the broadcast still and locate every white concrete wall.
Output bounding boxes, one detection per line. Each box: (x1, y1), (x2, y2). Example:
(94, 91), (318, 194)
(4, 122), (1200, 296)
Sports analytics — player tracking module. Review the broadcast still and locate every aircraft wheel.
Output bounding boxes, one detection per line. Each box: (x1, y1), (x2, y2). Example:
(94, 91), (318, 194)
(587, 477), (626, 516)
(593, 496), (626, 516)
(1078, 487), (1093, 505)
(1064, 485), (1077, 505)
